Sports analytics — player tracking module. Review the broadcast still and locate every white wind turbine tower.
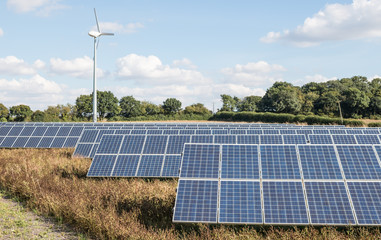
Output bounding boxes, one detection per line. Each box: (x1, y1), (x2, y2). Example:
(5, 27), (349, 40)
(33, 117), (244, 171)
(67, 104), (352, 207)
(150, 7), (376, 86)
(88, 8), (114, 122)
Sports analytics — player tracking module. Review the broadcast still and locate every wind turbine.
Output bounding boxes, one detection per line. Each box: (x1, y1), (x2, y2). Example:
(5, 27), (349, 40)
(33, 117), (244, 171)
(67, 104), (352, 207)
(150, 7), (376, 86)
(88, 8), (114, 122)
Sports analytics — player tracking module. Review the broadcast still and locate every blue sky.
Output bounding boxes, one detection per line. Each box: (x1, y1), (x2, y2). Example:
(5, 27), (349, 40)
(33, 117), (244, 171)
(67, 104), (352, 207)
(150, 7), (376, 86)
(1, 0), (381, 111)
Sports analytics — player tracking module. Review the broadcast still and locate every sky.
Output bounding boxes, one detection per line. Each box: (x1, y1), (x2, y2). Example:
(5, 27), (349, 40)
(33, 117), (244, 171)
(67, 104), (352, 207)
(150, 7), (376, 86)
(1, 0), (381, 111)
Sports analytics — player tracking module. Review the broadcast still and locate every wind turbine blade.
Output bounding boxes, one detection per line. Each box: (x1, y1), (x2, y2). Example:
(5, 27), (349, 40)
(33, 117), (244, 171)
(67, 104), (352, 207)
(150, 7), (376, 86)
(96, 38), (100, 49)
(94, 8), (100, 32)
(100, 32), (114, 36)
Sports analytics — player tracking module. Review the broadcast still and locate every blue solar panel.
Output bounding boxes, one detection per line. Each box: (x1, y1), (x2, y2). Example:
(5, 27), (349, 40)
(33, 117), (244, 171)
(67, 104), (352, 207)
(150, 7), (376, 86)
(114, 129), (131, 135)
(119, 135), (145, 154)
(12, 137), (29, 148)
(166, 135), (191, 154)
(50, 137), (66, 148)
(282, 135), (306, 144)
(0, 126), (12, 136)
(191, 135), (213, 143)
(63, 137), (79, 148)
(212, 129), (228, 135)
(298, 145), (342, 180)
(162, 155), (182, 177)
(7, 127), (23, 136)
(0, 137), (17, 147)
(19, 127), (35, 136)
(25, 137), (42, 148)
(263, 129), (279, 135)
(147, 129), (163, 135)
(136, 155), (164, 177)
(97, 135), (124, 154)
(219, 181), (262, 224)
(332, 135), (357, 144)
(330, 129), (346, 134)
(214, 135), (236, 144)
(280, 129), (296, 135)
(37, 137), (54, 148)
(0, 137), (4, 145)
(56, 127), (72, 136)
(180, 144), (220, 178)
(346, 129), (363, 134)
(348, 181), (381, 225)
(69, 127), (84, 136)
(89, 144), (99, 158)
(230, 129), (246, 135)
(337, 145), (381, 180)
(355, 135), (380, 144)
(195, 129), (211, 134)
(95, 130), (114, 142)
(179, 130), (194, 135)
(309, 135), (333, 144)
(247, 130), (263, 134)
(312, 129), (329, 134)
(73, 144), (93, 157)
(363, 129), (379, 134)
(163, 129), (179, 135)
(87, 155), (117, 176)
(44, 127), (59, 136)
(263, 181), (308, 224)
(236, 135), (259, 144)
(261, 145), (301, 179)
(79, 130), (99, 143)
(173, 179), (218, 223)
(221, 145), (259, 179)
(143, 135), (168, 154)
(305, 181), (355, 225)
(112, 155), (140, 177)
(32, 127), (47, 136)
(260, 135), (283, 144)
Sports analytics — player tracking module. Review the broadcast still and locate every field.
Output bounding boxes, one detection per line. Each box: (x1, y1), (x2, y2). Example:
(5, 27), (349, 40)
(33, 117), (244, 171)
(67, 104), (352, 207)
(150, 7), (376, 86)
(0, 148), (380, 239)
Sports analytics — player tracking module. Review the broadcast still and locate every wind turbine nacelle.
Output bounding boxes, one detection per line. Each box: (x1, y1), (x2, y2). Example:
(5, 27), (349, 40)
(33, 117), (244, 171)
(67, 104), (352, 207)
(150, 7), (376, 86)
(88, 31), (101, 38)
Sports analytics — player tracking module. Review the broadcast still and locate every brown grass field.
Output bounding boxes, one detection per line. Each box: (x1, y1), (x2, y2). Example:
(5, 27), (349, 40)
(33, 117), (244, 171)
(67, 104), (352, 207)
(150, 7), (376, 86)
(0, 148), (380, 239)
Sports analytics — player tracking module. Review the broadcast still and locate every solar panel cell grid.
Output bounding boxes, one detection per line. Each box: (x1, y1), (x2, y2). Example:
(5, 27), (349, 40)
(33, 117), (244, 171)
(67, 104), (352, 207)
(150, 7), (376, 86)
(221, 145), (259, 179)
(50, 137), (66, 148)
(0, 137), (17, 147)
(191, 135), (213, 143)
(355, 135), (380, 144)
(43, 127), (59, 136)
(63, 137), (79, 148)
(136, 155), (164, 177)
(12, 137), (29, 148)
(112, 155), (140, 177)
(260, 135), (283, 144)
(161, 155), (182, 177)
(7, 127), (23, 136)
(37, 137), (54, 148)
(56, 127), (72, 136)
(96, 135), (124, 154)
(236, 135), (259, 144)
(166, 135), (191, 154)
(142, 135), (168, 154)
(87, 155), (117, 177)
(282, 135), (306, 144)
(332, 135), (357, 144)
(214, 135), (236, 144)
(309, 135), (333, 144)
(73, 144), (93, 157)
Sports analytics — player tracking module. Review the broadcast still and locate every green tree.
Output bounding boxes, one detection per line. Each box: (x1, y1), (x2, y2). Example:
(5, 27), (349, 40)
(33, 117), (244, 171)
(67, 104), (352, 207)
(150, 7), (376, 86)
(9, 104), (33, 121)
(75, 94), (93, 119)
(0, 103), (9, 121)
(141, 101), (163, 115)
(236, 96), (261, 112)
(315, 90), (341, 116)
(162, 98), (182, 115)
(220, 94), (237, 112)
(342, 87), (370, 118)
(119, 96), (142, 118)
(184, 103), (211, 115)
(31, 110), (46, 122)
(96, 91), (119, 120)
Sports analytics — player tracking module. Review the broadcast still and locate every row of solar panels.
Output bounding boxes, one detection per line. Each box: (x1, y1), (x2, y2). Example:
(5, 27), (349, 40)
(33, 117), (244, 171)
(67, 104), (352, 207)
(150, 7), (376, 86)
(173, 144), (381, 225)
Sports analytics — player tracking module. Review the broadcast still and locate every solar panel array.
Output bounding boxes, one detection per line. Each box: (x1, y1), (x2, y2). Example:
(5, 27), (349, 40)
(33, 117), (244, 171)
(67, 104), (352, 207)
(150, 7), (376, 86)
(173, 143), (381, 225)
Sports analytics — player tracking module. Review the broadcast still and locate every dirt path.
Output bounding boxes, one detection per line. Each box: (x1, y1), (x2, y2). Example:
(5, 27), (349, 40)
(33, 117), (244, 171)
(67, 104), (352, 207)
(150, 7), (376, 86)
(0, 191), (87, 240)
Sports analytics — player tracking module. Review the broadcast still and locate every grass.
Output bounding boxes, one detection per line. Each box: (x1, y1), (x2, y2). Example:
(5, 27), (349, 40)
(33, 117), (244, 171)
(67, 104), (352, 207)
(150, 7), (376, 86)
(0, 148), (381, 239)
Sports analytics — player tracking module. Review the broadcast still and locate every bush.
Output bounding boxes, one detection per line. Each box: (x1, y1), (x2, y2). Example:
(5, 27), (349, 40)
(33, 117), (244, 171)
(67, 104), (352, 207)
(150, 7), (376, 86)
(368, 122), (381, 127)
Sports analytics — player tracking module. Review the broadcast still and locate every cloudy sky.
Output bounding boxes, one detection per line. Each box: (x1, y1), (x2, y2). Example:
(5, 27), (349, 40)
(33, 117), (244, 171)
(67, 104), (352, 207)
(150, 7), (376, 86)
(1, 0), (381, 111)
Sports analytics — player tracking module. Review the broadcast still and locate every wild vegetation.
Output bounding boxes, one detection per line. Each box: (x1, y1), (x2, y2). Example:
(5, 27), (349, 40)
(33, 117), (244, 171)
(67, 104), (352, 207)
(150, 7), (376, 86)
(0, 148), (380, 239)
(1, 76), (381, 123)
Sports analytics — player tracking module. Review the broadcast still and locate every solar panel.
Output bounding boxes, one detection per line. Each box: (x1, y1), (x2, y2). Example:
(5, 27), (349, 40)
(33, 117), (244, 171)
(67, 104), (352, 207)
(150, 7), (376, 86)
(112, 155), (140, 177)
(348, 181), (381, 225)
(282, 135), (306, 144)
(363, 129), (380, 134)
(18, 127), (35, 136)
(298, 145), (342, 180)
(346, 129), (363, 134)
(263, 181), (309, 224)
(179, 130), (194, 135)
(119, 135), (145, 154)
(44, 127), (59, 136)
(31, 127), (47, 136)
(263, 129), (279, 135)
(142, 135), (168, 154)
(7, 127), (23, 136)
(173, 179), (218, 223)
(147, 129), (163, 135)
(56, 127), (72, 136)
(69, 127), (84, 136)
(25, 137), (42, 148)
(95, 130), (114, 142)
(166, 135), (191, 154)
(305, 181), (355, 225)
(247, 130), (263, 134)
(73, 144), (93, 157)
(136, 155), (164, 177)
(63, 137), (79, 148)
(279, 129), (296, 135)
(89, 144), (99, 158)
(0, 127), (12, 136)
(337, 145), (381, 180)
(221, 145), (259, 179)
(0, 137), (17, 147)
(309, 135), (333, 144)
(330, 129), (346, 135)
(79, 130), (99, 143)
(12, 137), (29, 148)
(37, 137), (54, 148)
(219, 181), (262, 224)
(332, 135), (357, 144)
(260, 135), (283, 144)
(161, 155), (182, 177)
(236, 135), (259, 144)
(214, 135), (236, 144)
(114, 129), (131, 135)
(96, 135), (124, 154)
(261, 145), (301, 179)
(212, 129), (228, 135)
(312, 129), (329, 134)
(191, 135), (213, 143)
(87, 155), (117, 177)
(50, 137), (66, 148)
(355, 135), (380, 144)
(180, 144), (220, 178)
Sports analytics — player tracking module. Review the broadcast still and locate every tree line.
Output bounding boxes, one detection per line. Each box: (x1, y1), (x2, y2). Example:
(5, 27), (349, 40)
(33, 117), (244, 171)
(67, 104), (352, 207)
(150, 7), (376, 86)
(0, 75), (380, 122)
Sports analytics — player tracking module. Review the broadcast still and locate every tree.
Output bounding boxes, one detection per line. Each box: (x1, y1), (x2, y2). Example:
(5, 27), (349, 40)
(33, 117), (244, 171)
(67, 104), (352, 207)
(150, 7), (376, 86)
(75, 94), (93, 119)
(141, 101), (163, 115)
(220, 94), (237, 112)
(119, 96), (142, 118)
(342, 87), (370, 118)
(31, 110), (45, 122)
(0, 103), (9, 121)
(162, 98), (182, 115)
(96, 91), (119, 120)
(9, 104), (33, 121)
(184, 103), (211, 115)
(315, 90), (341, 116)
(236, 96), (261, 112)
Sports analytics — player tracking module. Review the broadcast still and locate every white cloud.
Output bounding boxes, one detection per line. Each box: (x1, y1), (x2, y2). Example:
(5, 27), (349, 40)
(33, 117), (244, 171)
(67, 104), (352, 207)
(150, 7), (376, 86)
(0, 56), (45, 76)
(221, 61), (286, 87)
(116, 54), (210, 85)
(261, 0), (381, 47)
(7, 0), (67, 15)
(92, 22), (144, 34)
(172, 58), (197, 69)
(292, 74), (337, 86)
(50, 56), (105, 79)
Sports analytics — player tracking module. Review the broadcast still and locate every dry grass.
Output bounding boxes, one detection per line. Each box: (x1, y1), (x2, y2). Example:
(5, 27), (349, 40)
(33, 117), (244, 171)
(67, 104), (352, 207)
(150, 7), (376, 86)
(0, 148), (380, 239)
